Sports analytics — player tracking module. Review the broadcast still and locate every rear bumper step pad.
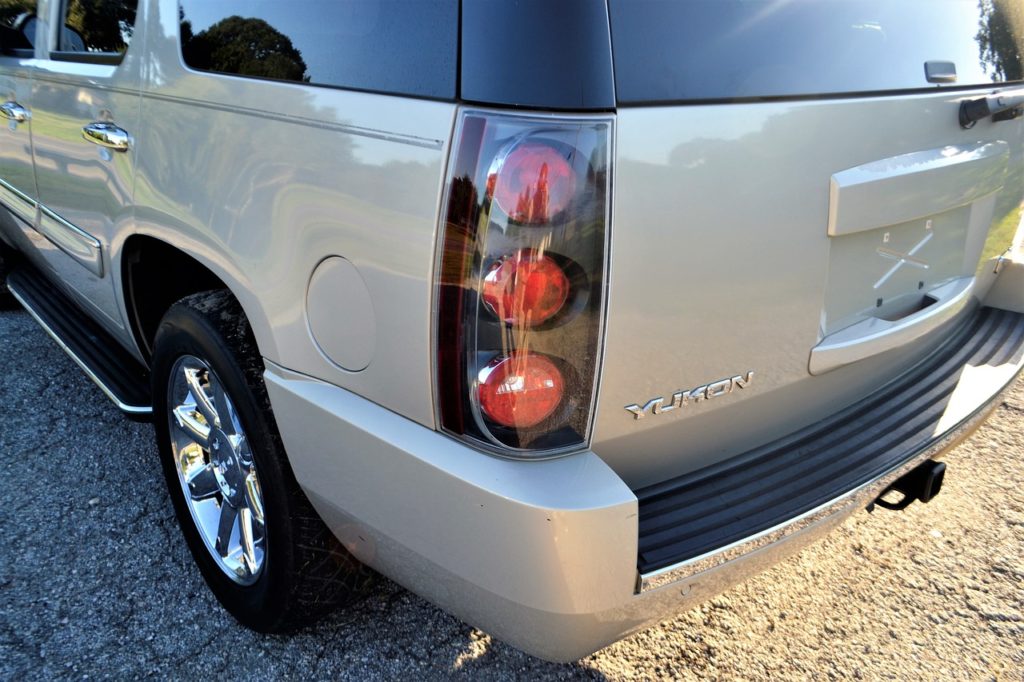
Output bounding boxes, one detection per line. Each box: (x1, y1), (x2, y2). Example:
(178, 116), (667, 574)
(8, 266), (152, 419)
(637, 306), (1024, 575)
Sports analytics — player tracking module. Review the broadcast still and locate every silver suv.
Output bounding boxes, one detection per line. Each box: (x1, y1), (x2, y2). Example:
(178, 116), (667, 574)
(0, 0), (1022, 662)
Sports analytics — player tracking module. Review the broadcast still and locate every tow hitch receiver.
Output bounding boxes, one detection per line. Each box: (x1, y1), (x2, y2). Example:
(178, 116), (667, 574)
(873, 460), (946, 511)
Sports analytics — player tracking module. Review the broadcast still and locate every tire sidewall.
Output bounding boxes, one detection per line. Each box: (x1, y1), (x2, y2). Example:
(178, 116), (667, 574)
(152, 303), (296, 632)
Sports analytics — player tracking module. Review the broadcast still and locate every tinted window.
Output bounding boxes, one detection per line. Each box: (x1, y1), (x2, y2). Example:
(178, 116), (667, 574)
(0, 1), (36, 53)
(610, 0), (1024, 103)
(178, 0), (458, 99)
(59, 0), (138, 54)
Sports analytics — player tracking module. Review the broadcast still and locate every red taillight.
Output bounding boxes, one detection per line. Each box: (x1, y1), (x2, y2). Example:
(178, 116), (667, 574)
(487, 143), (577, 224)
(481, 250), (570, 326)
(477, 352), (565, 428)
(436, 111), (611, 454)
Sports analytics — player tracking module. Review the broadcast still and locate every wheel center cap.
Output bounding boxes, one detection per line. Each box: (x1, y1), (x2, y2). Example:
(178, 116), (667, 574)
(209, 429), (242, 502)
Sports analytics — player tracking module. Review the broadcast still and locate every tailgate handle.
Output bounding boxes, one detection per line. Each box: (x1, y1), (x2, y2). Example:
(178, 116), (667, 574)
(828, 142), (1009, 237)
(809, 277), (974, 376)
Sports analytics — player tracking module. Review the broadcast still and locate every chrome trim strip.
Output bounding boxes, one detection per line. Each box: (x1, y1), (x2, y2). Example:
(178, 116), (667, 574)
(638, 365), (1022, 593)
(36, 206), (104, 278)
(0, 177), (38, 225)
(0, 177), (37, 209)
(8, 283), (152, 416)
(0, 181), (106, 277)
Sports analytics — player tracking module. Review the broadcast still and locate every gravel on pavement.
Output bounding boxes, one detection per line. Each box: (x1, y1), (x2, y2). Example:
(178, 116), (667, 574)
(1, 303), (1022, 680)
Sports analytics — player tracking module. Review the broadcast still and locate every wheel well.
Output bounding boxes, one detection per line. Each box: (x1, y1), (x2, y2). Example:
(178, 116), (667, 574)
(122, 236), (227, 362)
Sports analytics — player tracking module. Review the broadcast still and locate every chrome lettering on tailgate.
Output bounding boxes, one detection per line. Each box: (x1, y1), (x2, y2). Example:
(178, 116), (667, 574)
(624, 371), (755, 420)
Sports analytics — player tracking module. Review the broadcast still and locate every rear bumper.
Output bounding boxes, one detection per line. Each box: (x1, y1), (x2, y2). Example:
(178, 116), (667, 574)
(264, 307), (1024, 662)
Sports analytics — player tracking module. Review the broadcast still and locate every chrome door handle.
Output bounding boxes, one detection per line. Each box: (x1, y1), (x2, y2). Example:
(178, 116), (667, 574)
(82, 121), (130, 152)
(0, 101), (28, 123)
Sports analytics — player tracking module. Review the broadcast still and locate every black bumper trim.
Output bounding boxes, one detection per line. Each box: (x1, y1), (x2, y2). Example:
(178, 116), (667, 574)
(636, 307), (1024, 574)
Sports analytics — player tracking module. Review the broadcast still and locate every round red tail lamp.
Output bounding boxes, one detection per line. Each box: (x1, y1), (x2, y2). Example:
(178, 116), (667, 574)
(481, 251), (570, 326)
(477, 352), (565, 428)
(487, 142), (576, 224)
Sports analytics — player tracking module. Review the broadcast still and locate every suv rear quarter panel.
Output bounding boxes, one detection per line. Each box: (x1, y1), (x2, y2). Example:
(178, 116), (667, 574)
(128, 0), (456, 426)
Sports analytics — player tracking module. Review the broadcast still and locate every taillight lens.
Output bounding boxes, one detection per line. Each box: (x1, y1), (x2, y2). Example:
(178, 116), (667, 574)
(481, 250), (570, 326)
(477, 352), (565, 428)
(435, 111), (612, 455)
(487, 143), (577, 225)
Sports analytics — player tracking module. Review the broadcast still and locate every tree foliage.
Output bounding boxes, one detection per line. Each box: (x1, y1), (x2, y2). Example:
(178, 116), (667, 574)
(63, 0), (136, 52)
(182, 15), (310, 83)
(977, 0), (1024, 82)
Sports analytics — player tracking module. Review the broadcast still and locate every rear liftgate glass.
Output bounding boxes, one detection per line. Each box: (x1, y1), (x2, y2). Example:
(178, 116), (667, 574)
(436, 112), (612, 456)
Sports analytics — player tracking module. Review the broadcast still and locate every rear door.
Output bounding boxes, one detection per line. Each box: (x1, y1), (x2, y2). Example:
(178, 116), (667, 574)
(595, 0), (1024, 488)
(28, 0), (141, 333)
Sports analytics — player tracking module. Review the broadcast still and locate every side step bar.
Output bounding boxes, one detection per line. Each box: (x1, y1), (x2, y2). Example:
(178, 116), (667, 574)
(7, 266), (152, 420)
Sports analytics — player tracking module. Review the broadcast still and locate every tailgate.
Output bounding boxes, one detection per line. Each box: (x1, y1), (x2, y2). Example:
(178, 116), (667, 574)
(594, 0), (1024, 488)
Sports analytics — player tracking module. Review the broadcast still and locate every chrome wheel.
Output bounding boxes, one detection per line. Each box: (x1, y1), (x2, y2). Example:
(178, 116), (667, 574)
(167, 355), (266, 585)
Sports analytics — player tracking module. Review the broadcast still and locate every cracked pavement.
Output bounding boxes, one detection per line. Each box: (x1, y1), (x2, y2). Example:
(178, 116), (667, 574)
(1, 303), (1022, 680)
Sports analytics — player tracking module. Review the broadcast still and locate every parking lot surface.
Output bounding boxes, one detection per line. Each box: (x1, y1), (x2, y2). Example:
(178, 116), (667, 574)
(1, 303), (1022, 680)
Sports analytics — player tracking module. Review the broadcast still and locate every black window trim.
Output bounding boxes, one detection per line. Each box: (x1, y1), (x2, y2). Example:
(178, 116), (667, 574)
(49, 49), (123, 65)
(0, 48), (34, 58)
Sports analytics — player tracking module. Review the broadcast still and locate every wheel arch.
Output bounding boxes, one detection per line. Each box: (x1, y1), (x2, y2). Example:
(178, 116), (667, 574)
(120, 235), (276, 365)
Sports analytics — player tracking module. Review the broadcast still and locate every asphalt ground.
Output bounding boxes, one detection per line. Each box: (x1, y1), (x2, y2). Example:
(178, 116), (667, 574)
(1, 302), (1022, 680)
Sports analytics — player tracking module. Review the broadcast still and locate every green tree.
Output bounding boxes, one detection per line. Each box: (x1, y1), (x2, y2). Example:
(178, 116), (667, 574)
(64, 0), (136, 53)
(977, 0), (1024, 82)
(182, 15), (309, 83)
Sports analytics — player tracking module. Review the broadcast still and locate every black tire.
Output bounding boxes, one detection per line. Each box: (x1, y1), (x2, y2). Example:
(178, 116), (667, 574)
(152, 290), (370, 632)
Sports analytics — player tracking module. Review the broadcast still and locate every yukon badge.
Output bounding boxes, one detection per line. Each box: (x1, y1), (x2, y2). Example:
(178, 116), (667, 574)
(625, 371), (755, 420)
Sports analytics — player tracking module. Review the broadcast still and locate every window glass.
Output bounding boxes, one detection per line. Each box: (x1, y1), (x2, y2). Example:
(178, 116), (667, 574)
(609, 0), (1024, 103)
(0, 0), (36, 52)
(178, 0), (457, 98)
(60, 0), (138, 54)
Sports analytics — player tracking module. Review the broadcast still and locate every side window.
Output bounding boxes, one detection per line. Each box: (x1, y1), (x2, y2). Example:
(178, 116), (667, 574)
(178, 0), (458, 99)
(0, 1), (37, 56)
(55, 0), (138, 63)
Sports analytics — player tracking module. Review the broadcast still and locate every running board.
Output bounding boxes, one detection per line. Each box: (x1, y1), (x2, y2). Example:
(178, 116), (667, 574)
(7, 266), (152, 420)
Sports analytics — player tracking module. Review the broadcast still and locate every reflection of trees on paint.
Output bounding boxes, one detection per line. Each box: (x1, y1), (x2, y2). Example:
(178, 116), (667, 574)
(65, 0), (137, 53)
(977, 0), (1023, 82)
(182, 14), (310, 83)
